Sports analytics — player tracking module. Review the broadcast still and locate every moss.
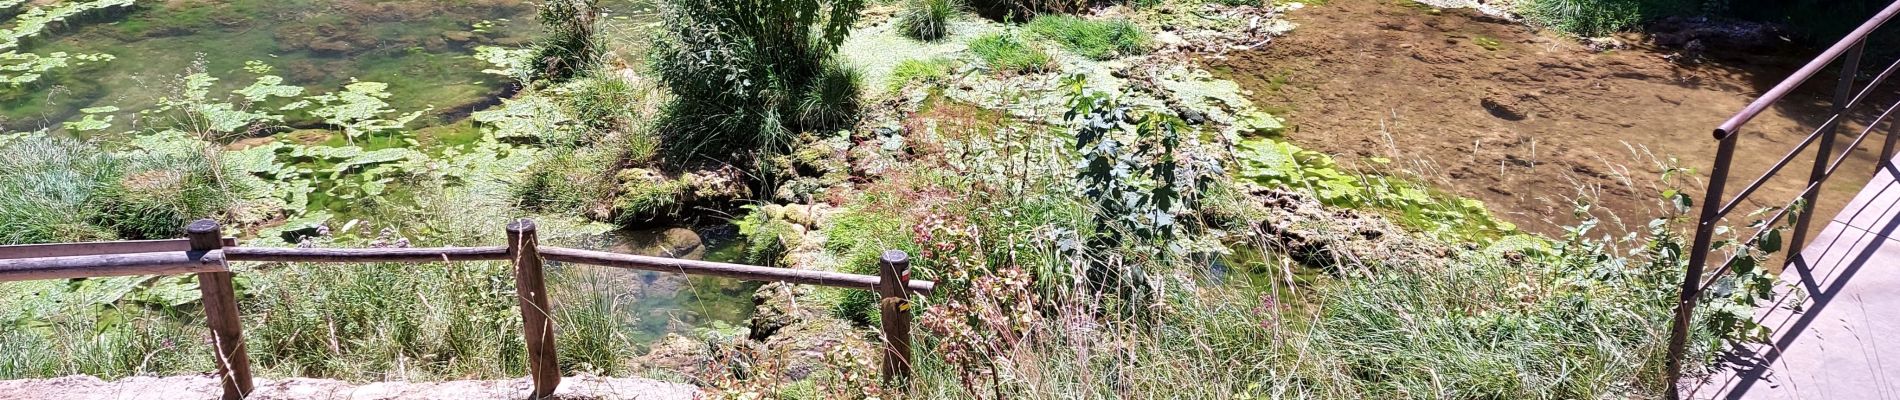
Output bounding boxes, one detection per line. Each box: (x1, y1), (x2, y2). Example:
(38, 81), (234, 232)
(611, 168), (692, 225)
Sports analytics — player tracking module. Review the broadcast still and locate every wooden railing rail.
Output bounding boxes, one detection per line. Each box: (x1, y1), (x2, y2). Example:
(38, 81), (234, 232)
(222, 246), (512, 263)
(0, 237), (235, 260)
(0, 218), (933, 399)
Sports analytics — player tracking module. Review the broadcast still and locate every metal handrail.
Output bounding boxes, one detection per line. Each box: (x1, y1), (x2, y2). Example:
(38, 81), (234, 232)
(1666, 1), (1900, 398)
(1712, 2), (1900, 139)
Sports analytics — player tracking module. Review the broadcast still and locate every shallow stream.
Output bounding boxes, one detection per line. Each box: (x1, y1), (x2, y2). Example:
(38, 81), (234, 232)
(3, 0), (755, 345)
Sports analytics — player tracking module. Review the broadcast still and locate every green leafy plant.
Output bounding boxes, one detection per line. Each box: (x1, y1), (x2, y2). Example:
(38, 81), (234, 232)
(968, 32), (1051, 74)
(1026, 15), (1150, 60)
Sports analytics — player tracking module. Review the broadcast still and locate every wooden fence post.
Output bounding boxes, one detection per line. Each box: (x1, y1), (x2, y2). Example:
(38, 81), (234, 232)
(877, 250), (914, 385)
(507, 219), (560, 399)
(189, 220), (252, 400)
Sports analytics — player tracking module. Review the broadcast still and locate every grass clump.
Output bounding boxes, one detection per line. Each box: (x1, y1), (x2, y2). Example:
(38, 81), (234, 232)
(1026, 15), (1150, 60)
(797, 59), (866, 130)
(898, 0), (960, 41)
(0, 135), (235, 244)
(968, 32), (1052, 74)
(889, 57), (958, 90)
(0, 135), (124, 244)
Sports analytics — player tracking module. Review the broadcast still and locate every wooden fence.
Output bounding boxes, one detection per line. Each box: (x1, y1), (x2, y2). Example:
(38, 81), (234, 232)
(0, 219), (936, 400)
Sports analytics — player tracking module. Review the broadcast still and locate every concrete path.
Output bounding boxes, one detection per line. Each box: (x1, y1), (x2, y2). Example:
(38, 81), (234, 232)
(1689, 163), (1900, 399)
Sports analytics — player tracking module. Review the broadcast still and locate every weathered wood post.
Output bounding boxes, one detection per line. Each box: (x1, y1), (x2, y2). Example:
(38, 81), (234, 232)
(876, 250), (914, 385)
(506, 219), (560, 399)
(189, 219), (252, 400)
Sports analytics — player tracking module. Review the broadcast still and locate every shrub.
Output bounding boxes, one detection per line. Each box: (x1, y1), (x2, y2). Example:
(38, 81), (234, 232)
(898, 0), (960, 41)
(968, 32), (1052, 74)
(533, 0), (600, 82)
(1520, 0), (1649, 36)
(651, 0), (865, 160)
(1026, 15), (1150, 60)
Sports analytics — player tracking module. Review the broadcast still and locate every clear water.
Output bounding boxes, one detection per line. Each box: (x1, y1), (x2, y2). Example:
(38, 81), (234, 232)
(1, 0), (654, 131)
(2, 0), (746, 344)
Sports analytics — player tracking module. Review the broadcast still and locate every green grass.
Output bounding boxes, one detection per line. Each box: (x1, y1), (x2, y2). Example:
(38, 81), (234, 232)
(889, 57), (957, 90)
(1025, 15), (1150, 60)
(0, 135), (124, 244)
(1517, 0), (1702, 36)
(968, 32), (1052, 74)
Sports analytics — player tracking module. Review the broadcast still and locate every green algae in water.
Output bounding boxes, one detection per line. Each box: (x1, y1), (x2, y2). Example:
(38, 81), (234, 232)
(1, 0), (655, 132)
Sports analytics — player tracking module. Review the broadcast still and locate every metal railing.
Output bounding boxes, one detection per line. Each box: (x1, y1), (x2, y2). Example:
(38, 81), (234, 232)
(0, 219), (936, 400)
(1665, 1), (1900, 397)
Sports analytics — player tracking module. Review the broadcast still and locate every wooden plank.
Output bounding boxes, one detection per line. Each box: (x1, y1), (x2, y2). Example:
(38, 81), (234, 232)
(539, 246), (938, 294)
(0, 237), (236, 260)
(507, 219), (560, 399)
(0, 251), (227, 282)
(188, 220), (253, 400)
(877, 250), (914, 385)
(223, 246), (510, 263)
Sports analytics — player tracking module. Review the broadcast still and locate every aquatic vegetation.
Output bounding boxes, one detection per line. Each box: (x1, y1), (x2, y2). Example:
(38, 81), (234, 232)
(290, 80), (429, 144)
(1236, 136), (1516, 242)
(0, 0), (131, 94)
(0, 0), (137, 52)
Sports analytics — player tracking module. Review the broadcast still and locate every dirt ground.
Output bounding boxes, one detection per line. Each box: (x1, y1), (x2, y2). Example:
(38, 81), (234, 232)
(1208, 0), (1891, 237)
(0, 374), (698, 400)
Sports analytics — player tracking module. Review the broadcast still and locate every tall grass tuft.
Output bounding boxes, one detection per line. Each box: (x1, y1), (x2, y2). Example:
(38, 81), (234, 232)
(0, 135), (123, 244)
(89, 154), (234, 240)
(244, 258), (529, 380)
(797, 60), (866, 129)
(899, 0), (960, 41)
